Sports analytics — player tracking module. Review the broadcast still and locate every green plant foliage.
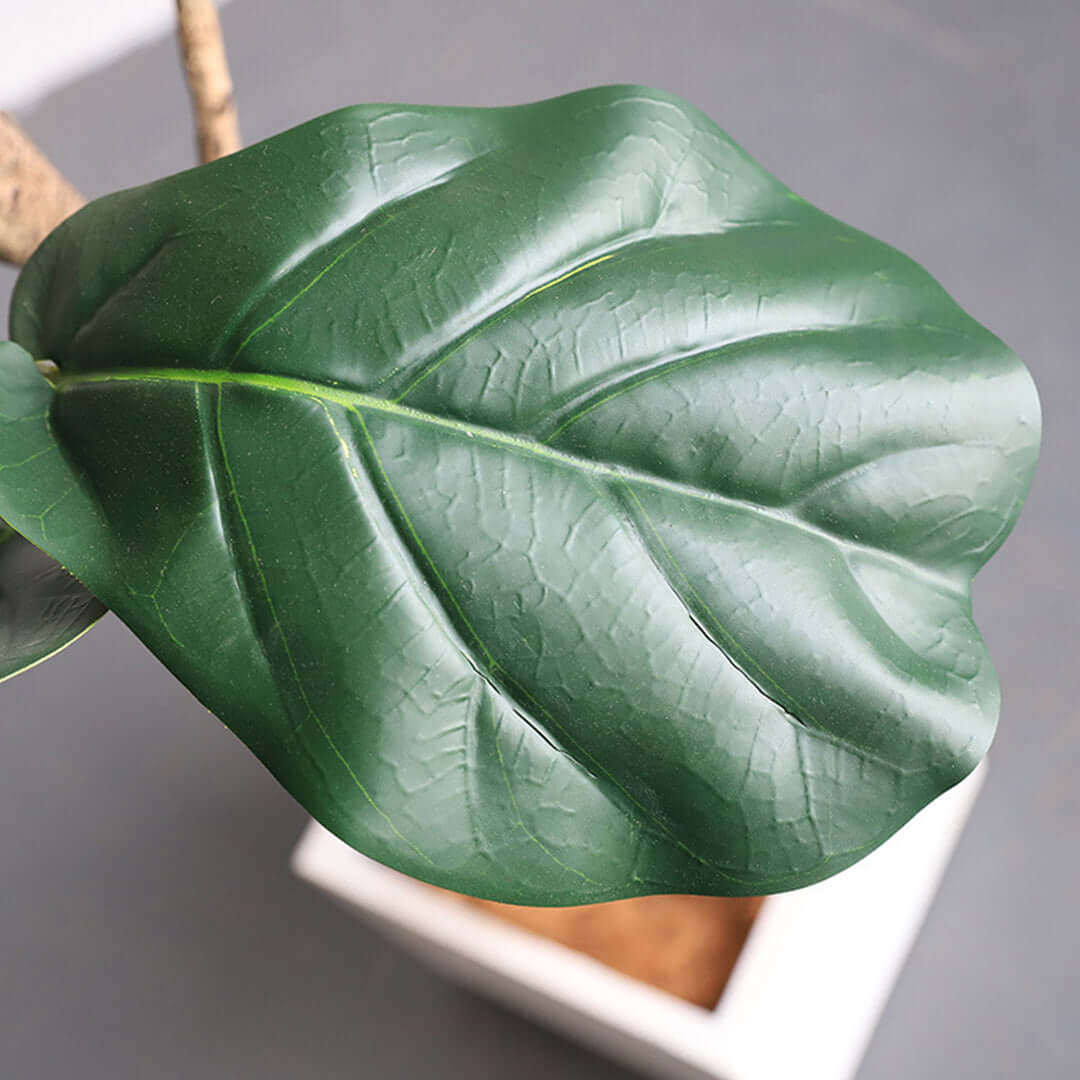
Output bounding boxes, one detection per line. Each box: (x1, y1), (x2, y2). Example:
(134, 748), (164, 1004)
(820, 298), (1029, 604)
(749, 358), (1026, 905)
(0, 521), (104, 681)
(0, 87), (1039, 902)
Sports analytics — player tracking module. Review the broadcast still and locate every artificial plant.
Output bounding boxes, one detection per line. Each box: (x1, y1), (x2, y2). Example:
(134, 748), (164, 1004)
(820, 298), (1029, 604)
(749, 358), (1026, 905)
(0, 74), (1039, 906)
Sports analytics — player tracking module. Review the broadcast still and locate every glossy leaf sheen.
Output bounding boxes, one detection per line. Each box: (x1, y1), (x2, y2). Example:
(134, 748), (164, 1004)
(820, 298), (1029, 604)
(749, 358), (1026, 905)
(0, 522), (105, 681)
(0, 87), (1039, 902)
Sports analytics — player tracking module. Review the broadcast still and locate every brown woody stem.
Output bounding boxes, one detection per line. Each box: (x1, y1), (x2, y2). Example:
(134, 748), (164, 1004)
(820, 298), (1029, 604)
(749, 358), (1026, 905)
(1, 3), (240, 268)
(176, 0), (241, 163)
(0, 113), (84, 267)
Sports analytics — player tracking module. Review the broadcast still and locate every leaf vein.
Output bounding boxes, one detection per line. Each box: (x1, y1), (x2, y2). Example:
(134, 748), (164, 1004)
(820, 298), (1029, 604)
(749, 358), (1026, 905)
(58, 367), (967, 597)
(211, 387), (432, 864)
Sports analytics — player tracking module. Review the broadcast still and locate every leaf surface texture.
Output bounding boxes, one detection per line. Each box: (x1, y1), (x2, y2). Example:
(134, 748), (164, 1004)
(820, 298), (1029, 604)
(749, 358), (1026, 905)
(0, 87), (1040, 901)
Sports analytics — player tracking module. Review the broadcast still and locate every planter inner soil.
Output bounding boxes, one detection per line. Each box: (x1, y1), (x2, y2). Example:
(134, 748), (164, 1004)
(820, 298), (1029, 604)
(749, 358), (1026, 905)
(449, 893), (764, 1009)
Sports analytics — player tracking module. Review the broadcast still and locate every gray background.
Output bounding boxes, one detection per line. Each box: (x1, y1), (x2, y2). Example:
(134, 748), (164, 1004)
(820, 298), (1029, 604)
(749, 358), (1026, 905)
(1, 1), (1076, 1077)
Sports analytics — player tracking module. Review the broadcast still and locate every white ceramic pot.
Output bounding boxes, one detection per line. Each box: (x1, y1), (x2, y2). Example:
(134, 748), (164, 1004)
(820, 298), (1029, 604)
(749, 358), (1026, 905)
(293, 765), (984, 1080)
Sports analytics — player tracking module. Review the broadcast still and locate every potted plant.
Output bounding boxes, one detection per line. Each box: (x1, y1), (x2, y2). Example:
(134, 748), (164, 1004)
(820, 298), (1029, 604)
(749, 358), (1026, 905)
(0, 4), (1040, 1077)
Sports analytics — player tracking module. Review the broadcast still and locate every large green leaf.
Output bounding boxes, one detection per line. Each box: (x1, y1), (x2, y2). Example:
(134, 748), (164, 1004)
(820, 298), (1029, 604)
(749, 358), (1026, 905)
(0, 521), (105, 681)
(0, 86), (1039, 902)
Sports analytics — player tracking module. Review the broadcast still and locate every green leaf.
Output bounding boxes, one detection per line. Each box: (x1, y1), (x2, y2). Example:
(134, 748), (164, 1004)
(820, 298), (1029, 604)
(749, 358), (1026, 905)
(0, 520), (105, 682)
(0, 87), (1039, 902)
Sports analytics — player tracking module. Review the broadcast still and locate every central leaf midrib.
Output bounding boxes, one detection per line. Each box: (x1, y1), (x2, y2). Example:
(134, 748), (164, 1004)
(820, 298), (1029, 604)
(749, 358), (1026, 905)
(55, 366), (965, 596)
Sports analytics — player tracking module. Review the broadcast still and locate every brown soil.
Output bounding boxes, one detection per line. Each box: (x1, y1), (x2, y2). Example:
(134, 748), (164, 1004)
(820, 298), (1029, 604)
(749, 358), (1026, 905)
(450, 893), (765, 1009)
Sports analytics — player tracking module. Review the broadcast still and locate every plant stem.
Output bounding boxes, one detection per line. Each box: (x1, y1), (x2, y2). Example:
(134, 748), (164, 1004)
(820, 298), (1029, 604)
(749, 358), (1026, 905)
(176, 0), (241, 163)
(0, 113), (84, 267)
(1, 2), (241, 269)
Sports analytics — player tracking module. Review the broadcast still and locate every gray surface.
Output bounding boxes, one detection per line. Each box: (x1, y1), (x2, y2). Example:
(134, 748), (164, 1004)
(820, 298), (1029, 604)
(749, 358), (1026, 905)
(1, 1), (1076, 1076)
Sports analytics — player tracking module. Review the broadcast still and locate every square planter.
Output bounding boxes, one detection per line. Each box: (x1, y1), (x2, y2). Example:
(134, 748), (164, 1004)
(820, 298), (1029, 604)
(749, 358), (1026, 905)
(292, 764), (984, 1080)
